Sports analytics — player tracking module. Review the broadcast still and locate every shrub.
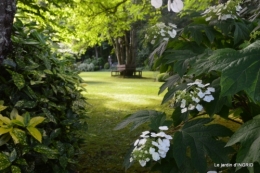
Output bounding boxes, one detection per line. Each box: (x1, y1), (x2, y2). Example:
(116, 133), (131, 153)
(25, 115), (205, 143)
(0, 18), (88, 172)
(156, 73), (169, 82)
(104, 62), (110, 69)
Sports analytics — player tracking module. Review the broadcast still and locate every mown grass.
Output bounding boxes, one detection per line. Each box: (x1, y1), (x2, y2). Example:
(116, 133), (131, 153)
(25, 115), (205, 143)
(78, 71), (170, 173)
(77, 71), (241, 173)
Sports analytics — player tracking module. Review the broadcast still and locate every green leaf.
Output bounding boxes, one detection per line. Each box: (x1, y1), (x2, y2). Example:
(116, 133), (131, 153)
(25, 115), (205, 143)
(114, 110), (165, 131)
(0, 127), (12, 135)
(10, 128), (27, 145)
(149, 112), (172, 131)
(0, 101), (7, 112)
(15, 100), (36, 109)
(27, 127), (42, 143)
(59, 155), (68, 169)
(23, 112), (30, 126)
(158, 74), (181, 95)
(10, 108), (19, 120)
(50, 128), (61, 139)
(189, 41), (260, 102)
(0, 134), (11, 146)
(0, 115), (11, 125)
(161, 83), (187, 104)
(226, 115), (260, 172)
(42, 108), (57, 123)
(9, 149), (17, 162)
(11, 165), (21, 173)
(172, 118), (233, 173)
(0, 153), (11, 170)
(34, 145), (59, 159)
(234, 22), (250, 45)
(7, 70), (25, 90)
(28, 117), (45, 127)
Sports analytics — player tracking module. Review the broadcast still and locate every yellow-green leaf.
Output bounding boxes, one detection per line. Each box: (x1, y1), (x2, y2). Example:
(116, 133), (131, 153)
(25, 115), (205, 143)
(0, 105), (7, 112)
(26, 127), (42, 143)
(28, 117), (45, 127)
(0, 127), (12, 135)
(11, 119), (25, 127)
(0, 115), (11, 125)
(10, 128), (26, 145)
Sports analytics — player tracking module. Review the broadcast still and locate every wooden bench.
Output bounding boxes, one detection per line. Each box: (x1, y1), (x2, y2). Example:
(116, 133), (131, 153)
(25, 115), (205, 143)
(111, 65), (142, 78)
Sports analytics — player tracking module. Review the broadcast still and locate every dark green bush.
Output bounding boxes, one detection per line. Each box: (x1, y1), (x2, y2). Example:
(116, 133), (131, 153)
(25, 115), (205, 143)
(0, 18), (88, 172)
(104, 62), (110, 69)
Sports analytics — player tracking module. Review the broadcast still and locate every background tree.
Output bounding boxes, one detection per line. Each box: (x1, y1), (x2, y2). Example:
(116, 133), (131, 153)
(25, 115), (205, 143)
(0, 0), (16, 62)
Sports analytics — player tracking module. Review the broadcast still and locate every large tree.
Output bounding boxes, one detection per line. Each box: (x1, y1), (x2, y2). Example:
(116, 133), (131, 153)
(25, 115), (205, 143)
(0, 0), (16, 62)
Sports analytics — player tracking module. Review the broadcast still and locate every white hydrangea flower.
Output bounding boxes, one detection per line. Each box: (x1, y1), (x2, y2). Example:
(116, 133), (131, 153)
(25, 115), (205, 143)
(202, 0), (241, 21)
(203, 95), (214, 102)
(159, 126), (168, 130)
(131, 127), (172, 166)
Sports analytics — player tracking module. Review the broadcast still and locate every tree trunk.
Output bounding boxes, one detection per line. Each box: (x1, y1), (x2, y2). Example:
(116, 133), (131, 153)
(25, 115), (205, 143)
(0, 0), (16, 63)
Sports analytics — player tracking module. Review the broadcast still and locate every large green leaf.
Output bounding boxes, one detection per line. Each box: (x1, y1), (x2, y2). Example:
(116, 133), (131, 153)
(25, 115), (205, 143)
(172, 118), (233, 173)
(34, 145), (59, 159)
(226, 115), (260, 172)
(114, 110), (165, 131)
(234, 21), (251, 45)
(188, 40), (260, 102)
(7, 70), (25, 90)
(0, 153), (11, 170)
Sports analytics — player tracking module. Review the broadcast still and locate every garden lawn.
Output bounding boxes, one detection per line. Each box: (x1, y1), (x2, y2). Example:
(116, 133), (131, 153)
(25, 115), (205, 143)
(78, 71), (170, 173)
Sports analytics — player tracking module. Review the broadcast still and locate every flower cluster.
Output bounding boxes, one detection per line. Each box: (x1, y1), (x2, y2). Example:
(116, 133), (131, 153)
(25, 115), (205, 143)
(130, 126), (172, 167)
(145, 22), (177, 44)
(172, 79), (215, 113)
(201, 0), (242, 21)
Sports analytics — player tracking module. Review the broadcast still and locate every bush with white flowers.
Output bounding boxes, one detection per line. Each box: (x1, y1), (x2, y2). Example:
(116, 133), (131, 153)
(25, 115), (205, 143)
(130, 126), (172, 167)
(172, 79), (215, 113)
(145, 22), (177, 44)
(201, 0), (242, 21)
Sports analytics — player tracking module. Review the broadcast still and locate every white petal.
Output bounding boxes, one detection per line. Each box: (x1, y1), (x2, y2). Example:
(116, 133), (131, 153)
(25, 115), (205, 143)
(207, 87), (215, 92)
(139, 160), (146, 167)
(134, 139), (139, 146)
(168, 0), (171, 11)
(181, 107), (187, 113)
(152, 152), (160, 161)
(151, 132), (157, 137)
(192, 97), (200, 103)
(205, 16), (212, 21)
(152, 141), (159, 147)
(130, 157), (133, 162)
(156, 132), (166, 137)
(151, 40), (155, 44)
(159, 126), (168, 130)
(170, 0), (183, 13)
(151, 0), (163, 9)
(203, 95), (214, 102)
(165, 134), (173, 140)
(196, 104), (203, 111)
(188, 104), (195, 110)
(146, 158), (150, 162)
(149, 147), (156, 154)
(139, 138), (147, 145)
(197, 91), (205, 98)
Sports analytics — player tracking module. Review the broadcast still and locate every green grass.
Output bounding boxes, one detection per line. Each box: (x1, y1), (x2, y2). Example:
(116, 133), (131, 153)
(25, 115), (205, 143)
(77, 71), (241, 173)
(78, 71), (169, 173)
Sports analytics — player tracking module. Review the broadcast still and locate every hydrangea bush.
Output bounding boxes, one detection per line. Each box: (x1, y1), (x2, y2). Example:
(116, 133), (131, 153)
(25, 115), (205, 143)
(116, 0), (260, 173)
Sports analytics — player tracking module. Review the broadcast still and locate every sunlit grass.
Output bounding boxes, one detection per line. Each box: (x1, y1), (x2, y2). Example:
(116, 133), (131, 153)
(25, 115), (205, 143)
(78, 71), (169, 173)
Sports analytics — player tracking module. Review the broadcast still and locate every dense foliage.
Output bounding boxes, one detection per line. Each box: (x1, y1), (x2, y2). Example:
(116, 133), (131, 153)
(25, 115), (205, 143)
(0, 18), (88, 172)
(116, 0), (260, 172)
